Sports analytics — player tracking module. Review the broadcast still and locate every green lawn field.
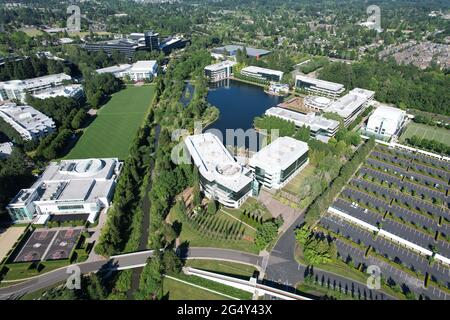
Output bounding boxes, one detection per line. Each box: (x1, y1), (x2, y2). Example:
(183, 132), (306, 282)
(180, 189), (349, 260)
(400, 122), (450, 147)
(66, 85), (155, 160)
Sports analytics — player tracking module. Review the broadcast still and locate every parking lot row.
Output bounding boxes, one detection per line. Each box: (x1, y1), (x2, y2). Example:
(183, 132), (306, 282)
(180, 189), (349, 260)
(321, 213), (450, 288)
(371, 149), (450, 183)
(351, 178), (449, 228)
(375, 145), (450, 172)
(367, 158), (448, 193)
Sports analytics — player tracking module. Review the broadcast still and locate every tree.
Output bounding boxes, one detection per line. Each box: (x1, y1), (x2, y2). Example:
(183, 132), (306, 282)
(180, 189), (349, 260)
(135, 253), (164, 300)
(163, 250), (183, 274)
(207, 200), (217, 215)
(255, 222), (278, 250)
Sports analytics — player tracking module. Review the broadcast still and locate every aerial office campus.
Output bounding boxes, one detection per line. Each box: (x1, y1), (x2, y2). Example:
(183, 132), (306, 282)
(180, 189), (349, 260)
(0, 0), (449, 305)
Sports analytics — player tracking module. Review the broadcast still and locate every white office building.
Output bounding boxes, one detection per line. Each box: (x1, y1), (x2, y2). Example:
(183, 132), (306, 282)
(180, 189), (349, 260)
(0, 73), (73, 103)
(326, 88), (375, 126)
(7, 158), (122, 224)
(32, 84), (84, 101)
(95, 60), (158, 81)
(0, 103), (56, 141)
(265, 107), (340, 141)
(295, 75), (345, 99)
(184, 133), (253, 208)
(204, 60), (237, 82)
(249, 137), (309, 190)
(96, 64), (133, 78)
(127, 60), (158, 81)
(304, 95), (333, 112)
(241, 66), (284, 82)
(366, 105), (407, 137)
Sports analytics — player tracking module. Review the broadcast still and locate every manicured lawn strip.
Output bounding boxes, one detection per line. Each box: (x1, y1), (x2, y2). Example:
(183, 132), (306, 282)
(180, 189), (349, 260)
(2, 259), (69, 281)
(185, 260), (257, 278)
(172, 273), (252, 300)
(19, 282), (65, 300)
(65, 85), (155, 160)
(283, 164), (316, 195)
(168, 206), (259, 254)
(163, 276), (231, 300)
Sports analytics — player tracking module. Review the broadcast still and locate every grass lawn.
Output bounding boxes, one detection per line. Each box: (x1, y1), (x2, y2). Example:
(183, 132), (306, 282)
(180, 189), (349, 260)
(168, 206), (259, 254)
(65, 85), (155, 160)
(163, 277), (231, 300)
(283, 164), (316, 195)
(297, 282), (357, 300)
(19, 28), (44, 36)
(185, 260), (257, 278)
(400, 122), (450, 147)
(1, 260), (69, 281)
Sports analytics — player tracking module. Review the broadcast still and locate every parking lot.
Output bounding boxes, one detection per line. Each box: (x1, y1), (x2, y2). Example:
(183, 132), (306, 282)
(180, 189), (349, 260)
(319, 144), (450, 298)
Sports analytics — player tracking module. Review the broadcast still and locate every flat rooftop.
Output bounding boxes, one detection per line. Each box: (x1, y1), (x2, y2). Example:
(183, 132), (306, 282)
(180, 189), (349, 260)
(32, 84), (83, 100)
(9, 158), (120, 206)
(213, 44), (271, 57)
(250, 136), (309, 171)
(0, 73), (72, 89)
(0, 103), (55, 133)
(96, 64), (132, 74)
(326, 88), (375, 118)
(370, 105), (406, 122)
(184, 133), (253, 193)
(241, 66), (283, 77)
(129, 60), (157, 72)
(296, 75), (344, 92)
(204, 60), (237, 71)
(266, 107), (339, 132)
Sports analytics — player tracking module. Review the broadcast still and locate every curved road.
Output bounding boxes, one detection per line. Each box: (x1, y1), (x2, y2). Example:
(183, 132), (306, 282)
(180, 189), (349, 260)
(0, 247), (263, 300)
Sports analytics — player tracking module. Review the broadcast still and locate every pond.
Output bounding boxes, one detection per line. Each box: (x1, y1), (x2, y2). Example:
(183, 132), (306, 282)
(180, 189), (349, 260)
(206, 79), (283, 150)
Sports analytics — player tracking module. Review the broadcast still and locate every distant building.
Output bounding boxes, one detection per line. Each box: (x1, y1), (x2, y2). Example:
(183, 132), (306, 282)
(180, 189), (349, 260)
(0, 73), (72, 103)
(184, 133), (253, 208)
(159, 36), (190, 54)
(204, 60), (237, 82)
(95, 64), (133, 78)
(0, 142), (13, 159)
(304, 95), (333, 112)
(127, 60), (158, 81)
(7, 158), (122, 223)
(32, 84), (84, 101)
(265, 107), (340, 142)
(249, 137), (309, 190)
(326, 88), (375, 126)
(295, 75), (345, 99)
(82, 31), (188, 59)
(211, 45), (271, 59)
(240, 66), (284, 82)
(366, 105), (407, 137)
(0, 103), (56, 141)
(96, 60), (158, 81)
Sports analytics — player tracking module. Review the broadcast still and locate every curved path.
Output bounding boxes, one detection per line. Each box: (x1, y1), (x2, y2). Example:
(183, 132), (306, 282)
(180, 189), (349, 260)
(0, 247), (263, 300)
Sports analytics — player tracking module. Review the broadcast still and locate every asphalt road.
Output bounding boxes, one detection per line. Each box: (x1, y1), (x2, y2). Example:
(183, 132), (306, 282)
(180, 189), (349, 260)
(0, 247), (262, 300)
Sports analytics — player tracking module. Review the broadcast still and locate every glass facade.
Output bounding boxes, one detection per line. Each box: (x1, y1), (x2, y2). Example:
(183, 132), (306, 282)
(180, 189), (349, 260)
(57, 204), (85, 211)
(280, 151), (309, 183)
(8, 206), (33, 221)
